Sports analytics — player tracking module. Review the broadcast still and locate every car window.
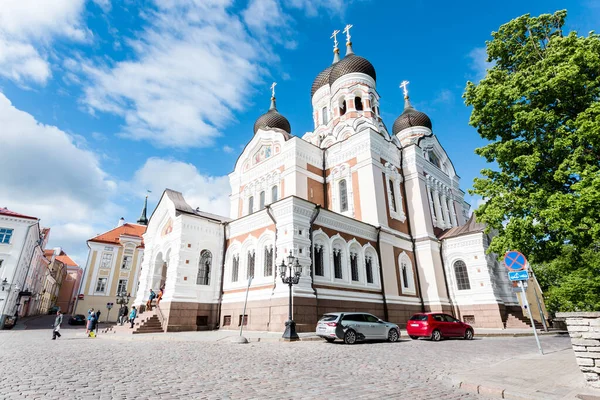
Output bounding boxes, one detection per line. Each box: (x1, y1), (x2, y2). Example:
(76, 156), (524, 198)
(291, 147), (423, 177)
(319, 314), (338, 322)
(342, 314), (365, 322)
(443, 315), (458, 322)
(409, 314), (428, 321)
(363, 314), (379, 323)
(432, 314), (445, 322)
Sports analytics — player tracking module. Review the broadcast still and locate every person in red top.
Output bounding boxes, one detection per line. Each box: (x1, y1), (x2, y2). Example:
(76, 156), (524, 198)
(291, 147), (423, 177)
(156, 285), (165, 307)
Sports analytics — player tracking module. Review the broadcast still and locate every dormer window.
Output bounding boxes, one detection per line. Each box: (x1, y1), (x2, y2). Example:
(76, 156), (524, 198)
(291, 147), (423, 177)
(355, 96), (363, 111)
(340, 100), (347, 116)
(322, 106), (328, 125)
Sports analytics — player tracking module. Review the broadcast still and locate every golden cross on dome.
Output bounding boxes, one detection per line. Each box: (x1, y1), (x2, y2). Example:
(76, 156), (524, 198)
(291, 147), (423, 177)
(270, 82), (277, 98)
(400, 80), (410, 98)
(330, 29), (340, 49)
(343, 24), (353, 44)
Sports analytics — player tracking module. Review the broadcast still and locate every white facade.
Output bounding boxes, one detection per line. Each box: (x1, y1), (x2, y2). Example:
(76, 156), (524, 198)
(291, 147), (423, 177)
(0, 211), (41, 327)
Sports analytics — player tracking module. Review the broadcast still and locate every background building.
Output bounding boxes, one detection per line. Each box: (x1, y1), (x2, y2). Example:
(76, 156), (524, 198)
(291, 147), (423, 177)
(0, 208), (41, 328)
(53, 250), (81, 314)
(74, 208), (147, 321)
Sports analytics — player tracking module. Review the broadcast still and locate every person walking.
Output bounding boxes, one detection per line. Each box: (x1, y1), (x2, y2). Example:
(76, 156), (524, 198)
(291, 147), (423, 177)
(129, 306), (137, 329)
(118, 306), (125, 325)
(52, 311), (63, 340)
(122, 305), (129, 325)
(146, 289), (156, 311)
(85, 309), (95, 336)
(95, 310), (101, 335)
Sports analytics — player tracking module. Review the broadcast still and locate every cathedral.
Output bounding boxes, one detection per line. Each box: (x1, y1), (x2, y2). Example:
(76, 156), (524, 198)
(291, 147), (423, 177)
(133, 27), (521, 333)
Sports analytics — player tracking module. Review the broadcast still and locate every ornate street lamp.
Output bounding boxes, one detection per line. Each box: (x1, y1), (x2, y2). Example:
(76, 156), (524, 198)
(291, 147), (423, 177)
(279, 250), (302, 341)
(116, 291), (131, 307)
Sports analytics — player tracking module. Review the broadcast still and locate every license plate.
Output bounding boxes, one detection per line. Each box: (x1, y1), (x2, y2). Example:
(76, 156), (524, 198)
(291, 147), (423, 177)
(410, 324), (419, 327)
(318, 327), (325, 331)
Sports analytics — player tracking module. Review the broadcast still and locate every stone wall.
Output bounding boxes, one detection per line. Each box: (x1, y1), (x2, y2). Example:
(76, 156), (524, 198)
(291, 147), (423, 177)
(557, 312), (600, 389)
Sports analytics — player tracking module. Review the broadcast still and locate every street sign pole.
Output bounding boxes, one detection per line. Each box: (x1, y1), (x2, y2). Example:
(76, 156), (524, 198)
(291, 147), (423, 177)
(518, 280), (543, 355)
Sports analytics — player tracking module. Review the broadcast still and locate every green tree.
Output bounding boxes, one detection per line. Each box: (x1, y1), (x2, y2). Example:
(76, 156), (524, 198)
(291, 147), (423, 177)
(464, 10), (600, 312)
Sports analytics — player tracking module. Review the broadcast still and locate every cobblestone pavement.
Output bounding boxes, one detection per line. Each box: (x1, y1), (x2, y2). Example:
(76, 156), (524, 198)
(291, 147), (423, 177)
(0, 318), (572, 400)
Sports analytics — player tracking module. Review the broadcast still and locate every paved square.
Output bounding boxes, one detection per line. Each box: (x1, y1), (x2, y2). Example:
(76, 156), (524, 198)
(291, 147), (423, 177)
(0, 321), (573, 400)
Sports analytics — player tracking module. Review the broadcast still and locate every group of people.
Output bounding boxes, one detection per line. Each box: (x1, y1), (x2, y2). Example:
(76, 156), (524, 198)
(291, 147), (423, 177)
(117, 305), (138, 328)
(85, 308), (101, 337)
(145, 285), (164, 311)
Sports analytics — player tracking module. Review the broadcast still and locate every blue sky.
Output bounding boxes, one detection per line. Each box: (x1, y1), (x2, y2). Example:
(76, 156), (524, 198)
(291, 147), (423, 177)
(0, 0), (596, 264)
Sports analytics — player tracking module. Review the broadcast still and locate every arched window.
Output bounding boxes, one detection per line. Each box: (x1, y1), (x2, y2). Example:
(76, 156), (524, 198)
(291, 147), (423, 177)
(263, 246), (273, 277)
(333, 248), (343, 279)
(401, 263), (409, 289)
(259, 191), (265, 210)
(314, 245), (324, 276)
(340, 100), (347, 116)
(322, 106), (328, 125)
(247, 251), (255, 279)
(365, 256), (374, 284)
(428, 151), (441, 168)
(355, 96), (363, 111)
(271, 186), (278, 203)
(350, 252), (359, 281)
(389, 179), (397, 212)
(197, 250), (211, 285)
(454, 260), (471, 290)
(231, 255), (239, 282)
(399, 252), (416, 294)
(339, 179), (348, 212)
(248, 196), (254, 214)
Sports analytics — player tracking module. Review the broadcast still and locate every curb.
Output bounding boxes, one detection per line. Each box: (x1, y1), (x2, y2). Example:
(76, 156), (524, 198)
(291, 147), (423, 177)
(453, 379), (600, 400)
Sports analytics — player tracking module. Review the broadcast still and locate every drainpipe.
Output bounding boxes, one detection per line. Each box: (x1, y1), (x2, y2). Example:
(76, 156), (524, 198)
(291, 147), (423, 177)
(322, 148), (328, 210)
(216, 221), (229, 330)
(397, 146), (426, 313)
(375, 227), (389, 321)
(438, 240), (456, 318)
(308, 206), (321, 314)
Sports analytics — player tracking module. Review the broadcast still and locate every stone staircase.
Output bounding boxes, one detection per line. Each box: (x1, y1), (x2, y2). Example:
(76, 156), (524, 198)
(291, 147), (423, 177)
(102, 307), (165, 335)
(505, 312), (544, 330)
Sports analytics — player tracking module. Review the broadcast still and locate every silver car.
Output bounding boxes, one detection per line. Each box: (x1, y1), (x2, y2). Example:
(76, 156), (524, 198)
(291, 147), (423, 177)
(316, 312), (400, 344)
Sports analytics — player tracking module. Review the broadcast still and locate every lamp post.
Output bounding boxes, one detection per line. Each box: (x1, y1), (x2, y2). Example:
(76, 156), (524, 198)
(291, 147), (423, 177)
(279, 251), (302, 341)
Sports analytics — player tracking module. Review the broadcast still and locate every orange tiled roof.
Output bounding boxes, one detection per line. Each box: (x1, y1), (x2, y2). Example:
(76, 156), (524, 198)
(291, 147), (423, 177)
(89, 223), (146, 247)
(0, 207), (37, 221)
(43, 249), (79, 266)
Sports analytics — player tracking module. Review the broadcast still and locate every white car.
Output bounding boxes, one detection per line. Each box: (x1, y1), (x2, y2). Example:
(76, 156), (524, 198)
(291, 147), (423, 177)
(316, 312), (400, 344)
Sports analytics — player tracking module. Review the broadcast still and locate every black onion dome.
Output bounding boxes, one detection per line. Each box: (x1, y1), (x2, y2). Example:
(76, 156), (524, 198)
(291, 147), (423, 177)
(392, 98), (432, 134)
(253, 98), (291, 135)
(311, 65), (334, 98)
(329, 54), (376, 86)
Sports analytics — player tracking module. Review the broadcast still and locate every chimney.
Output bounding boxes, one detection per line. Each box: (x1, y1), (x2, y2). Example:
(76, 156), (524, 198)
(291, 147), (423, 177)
(117, 217), (125, 227)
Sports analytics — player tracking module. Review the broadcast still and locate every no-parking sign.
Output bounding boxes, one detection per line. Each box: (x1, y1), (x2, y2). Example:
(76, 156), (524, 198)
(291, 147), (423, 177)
(504, 251), (527, 271)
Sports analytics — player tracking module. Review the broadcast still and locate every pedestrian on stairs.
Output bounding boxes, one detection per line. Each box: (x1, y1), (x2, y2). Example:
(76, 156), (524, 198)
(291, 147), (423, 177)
(129, 306), (137, 329)
(52, 311), (63, 340)
(146, 289), (156, 311)
(156, 285), (164, 307)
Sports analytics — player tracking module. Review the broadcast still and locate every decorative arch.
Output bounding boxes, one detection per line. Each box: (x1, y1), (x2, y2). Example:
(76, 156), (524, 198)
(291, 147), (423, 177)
(330, 235), (347, 281)
(363, 243), (379, 286)
(240, 235), (258, 281)
(329, 163), (354, 217)
(256, 230), (276, 281)
(348, 239), (363, 283)
(453, 260), (471, 291)
(225, 241), (242, 285)
(312, 229), (330, 280)
(197, 249), (212, 285)
(398, 251), (416, 295)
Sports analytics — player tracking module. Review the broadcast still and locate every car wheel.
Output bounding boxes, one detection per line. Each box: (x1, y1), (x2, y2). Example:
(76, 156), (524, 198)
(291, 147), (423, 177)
(464, 329), (474, 340)
(387, 328), (399, 342)
(344, 329), (357, 345)
(431, 329), (442, 342)
(325, 338), (335, 343)
(409, 335), (419, 340)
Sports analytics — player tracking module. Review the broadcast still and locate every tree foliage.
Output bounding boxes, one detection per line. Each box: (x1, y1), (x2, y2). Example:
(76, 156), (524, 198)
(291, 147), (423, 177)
(464, 10), (600, 311)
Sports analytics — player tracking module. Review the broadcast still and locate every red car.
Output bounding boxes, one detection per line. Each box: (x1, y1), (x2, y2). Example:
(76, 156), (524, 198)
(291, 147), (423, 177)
(406, 313), (474, 341)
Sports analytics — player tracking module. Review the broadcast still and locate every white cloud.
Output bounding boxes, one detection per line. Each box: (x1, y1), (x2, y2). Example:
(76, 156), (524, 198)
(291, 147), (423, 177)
(467, 47), (493, 82)
(78, 0), (270, 148)
(223, 145), (234, 153)
(130, 158), (231, 218)
(433, 89), (454, 105)
(0, 92), (121, 264)
(0, 0), (88, 85)
(91, 0), (111, 12)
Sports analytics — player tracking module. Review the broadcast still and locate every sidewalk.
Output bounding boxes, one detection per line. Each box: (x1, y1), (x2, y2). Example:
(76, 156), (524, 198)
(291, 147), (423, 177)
(452, 347), (600, 399)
